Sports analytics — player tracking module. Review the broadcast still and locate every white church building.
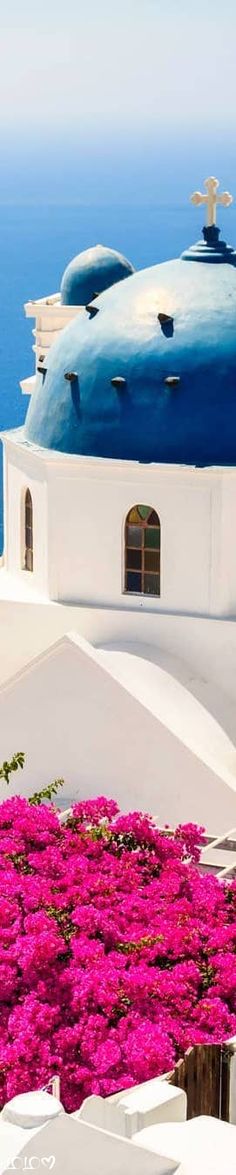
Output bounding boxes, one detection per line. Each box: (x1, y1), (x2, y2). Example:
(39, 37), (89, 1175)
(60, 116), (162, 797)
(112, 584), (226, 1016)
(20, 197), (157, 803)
(1, 179), (236, 831)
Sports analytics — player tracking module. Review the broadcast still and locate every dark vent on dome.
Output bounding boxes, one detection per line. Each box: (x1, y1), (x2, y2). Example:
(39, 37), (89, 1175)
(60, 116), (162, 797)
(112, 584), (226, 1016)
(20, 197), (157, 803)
(158, 313), (174, 338)
(164, 375), (180, 387)
(37, 364), (47, 383)
(64, 372), (78, 383)
(111, 376), (127, 390)
(85, 303), (99, 319)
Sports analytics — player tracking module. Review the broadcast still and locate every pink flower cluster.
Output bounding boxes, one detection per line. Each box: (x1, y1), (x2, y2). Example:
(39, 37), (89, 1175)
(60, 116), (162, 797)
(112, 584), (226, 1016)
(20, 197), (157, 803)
(0, 795), (236, 1111)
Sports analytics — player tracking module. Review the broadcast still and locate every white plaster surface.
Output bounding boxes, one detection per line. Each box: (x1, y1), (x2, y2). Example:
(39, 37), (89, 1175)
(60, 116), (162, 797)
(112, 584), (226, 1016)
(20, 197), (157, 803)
(133, 1115), (236, 1175)
(225, 1037), (236, 1125)
(0, 632), (236, 831)
(24, 294), (82, 374)
(229, 1051), (236, 1125)
(77, 1082), (186, 1138)
(4, 436), (236, 617)
(2, 436), (236, 831)
(2, 1090), (63, 1128)
(0, 1113), (177, 1175)
(97, 647), (236, 786)
(1, 585), (236, 747)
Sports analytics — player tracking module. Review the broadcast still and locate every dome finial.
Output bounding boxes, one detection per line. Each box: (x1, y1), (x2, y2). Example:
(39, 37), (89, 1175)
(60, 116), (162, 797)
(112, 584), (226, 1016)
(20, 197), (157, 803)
(190, 177), (233, 226)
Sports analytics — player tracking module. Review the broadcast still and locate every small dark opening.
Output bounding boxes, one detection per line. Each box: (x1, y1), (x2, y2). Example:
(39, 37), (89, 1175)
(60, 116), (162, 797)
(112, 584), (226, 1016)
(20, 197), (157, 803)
(164, 375), (180, 387)
(64, 372), (78, 383)
(85, 304), (99, 319)
(158, 313), (174, 338)
(37, 365), (47, 384)
(111, 376), (127, 389)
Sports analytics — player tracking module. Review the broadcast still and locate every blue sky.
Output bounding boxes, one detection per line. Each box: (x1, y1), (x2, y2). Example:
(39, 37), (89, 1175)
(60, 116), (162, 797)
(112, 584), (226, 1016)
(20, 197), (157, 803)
(0, 0), (236, 203)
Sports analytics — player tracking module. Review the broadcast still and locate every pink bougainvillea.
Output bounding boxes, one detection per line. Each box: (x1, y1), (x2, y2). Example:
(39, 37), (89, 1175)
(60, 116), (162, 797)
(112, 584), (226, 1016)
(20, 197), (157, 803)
(0, 795), (236, 1110)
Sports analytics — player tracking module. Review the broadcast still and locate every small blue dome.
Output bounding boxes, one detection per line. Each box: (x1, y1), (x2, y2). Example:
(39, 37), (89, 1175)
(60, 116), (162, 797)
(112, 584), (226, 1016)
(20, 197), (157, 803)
(25, 226), (236, 466)
(60, 243), (134, 306)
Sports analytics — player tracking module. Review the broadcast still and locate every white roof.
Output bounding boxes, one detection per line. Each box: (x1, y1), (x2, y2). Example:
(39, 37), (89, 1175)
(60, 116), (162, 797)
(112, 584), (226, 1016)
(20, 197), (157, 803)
(98, 647), (236, 791)
(0, 1112), (177, 1175)
(134, 1115), (236, 1175)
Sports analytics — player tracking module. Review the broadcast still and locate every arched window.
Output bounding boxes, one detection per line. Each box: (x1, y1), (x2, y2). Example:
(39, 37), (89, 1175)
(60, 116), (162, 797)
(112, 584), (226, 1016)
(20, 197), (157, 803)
(24, 489), (33, 572)
(125, 505), (160, 596)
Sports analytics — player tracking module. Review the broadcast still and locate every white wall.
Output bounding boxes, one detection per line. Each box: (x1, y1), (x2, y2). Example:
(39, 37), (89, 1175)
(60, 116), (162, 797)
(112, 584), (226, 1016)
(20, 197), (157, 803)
(24, 296), (81, 373)
(45, 459), (236, 616)
(4, 443), (49, 595)
(1, 636), (236, 831)
(1, 1113), (173, 1175)
(219, 476), (236, 615)
(48, 463), (212, 612)
(78, 1082), (187, 1138)
(4, 440), (236, 618)
(1, 597), (236, 741)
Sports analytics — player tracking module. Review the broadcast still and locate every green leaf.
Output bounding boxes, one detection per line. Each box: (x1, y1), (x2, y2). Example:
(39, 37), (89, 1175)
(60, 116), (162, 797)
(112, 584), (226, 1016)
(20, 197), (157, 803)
(0, 752), (25, 786)
(28, 778), (64, 806)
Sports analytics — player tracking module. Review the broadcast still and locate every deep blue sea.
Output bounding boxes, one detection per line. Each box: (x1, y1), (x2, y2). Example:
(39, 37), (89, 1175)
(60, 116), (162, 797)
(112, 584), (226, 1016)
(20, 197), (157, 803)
(1, 200), (236, 552)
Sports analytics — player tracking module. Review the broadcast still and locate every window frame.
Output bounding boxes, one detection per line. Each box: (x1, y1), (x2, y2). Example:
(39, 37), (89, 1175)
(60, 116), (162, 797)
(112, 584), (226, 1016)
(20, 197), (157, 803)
(124, 505), (161, 597)
(23, 488), (33, 573)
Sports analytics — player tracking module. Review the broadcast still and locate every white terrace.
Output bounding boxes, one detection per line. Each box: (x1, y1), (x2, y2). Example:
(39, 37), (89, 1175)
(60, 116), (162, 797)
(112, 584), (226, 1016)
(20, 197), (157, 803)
(1, 1060), (236, 1175)
(20, 293), (83, 396)
(155, 825), (236, 881)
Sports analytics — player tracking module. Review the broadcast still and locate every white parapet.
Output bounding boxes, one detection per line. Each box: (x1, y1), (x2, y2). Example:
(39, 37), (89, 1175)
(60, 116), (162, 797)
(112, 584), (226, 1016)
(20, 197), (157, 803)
(20, 375), (37, 396)
(0, 1101), (178, 1175)
(133, 1115), (236, 1175)
(21, 293), (84, 394)
(75, 1079), (187, 1139)
(224, 1037), (236, 1124)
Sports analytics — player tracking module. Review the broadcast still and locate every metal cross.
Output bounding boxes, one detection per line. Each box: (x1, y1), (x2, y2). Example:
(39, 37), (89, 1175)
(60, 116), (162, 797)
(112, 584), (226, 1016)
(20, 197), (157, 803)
(190, 177), (233, 227)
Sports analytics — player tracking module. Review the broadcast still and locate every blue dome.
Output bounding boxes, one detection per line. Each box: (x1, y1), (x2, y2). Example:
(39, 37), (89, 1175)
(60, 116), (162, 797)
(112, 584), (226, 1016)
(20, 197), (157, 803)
(60, 243), (134, 306)
(25, 226), (236, 466)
